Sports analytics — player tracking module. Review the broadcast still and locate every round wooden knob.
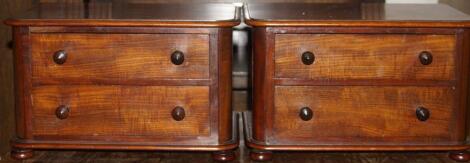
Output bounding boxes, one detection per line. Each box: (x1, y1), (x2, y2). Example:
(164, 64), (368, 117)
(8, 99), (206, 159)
(171, 51), (185, 65)
(299, 107), (313, 121)
(301, 51), (315, 65)
(419, 51), (433, 65)
(172, 106), (185, 121)
(53, 50), (67, 65)
(55, 105), (70, 119)
(416, 107), (430, 121)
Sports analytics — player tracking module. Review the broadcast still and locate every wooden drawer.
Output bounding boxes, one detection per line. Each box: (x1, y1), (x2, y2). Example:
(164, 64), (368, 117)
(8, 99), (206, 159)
(275, 34), (456, 81)
(31, 86), (210, 141)
(272, 86), (460, 145)
(31, 33), (209, 83)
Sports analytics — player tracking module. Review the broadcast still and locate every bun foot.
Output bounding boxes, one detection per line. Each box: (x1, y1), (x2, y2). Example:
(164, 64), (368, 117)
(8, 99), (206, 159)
(250, 150), (272, 161)
(212, 150), (235, 162)
(449, 151), (470, 162)
(11, 148), (33, 160)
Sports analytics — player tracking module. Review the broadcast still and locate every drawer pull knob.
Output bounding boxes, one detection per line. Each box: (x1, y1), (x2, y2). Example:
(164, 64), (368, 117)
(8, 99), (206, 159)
(171, 51), (185, 65)
(301, 51), (315, 65)
(53, 50), (67, 65)
(55, 105), (70, 119)
(419, 51), (433, 65)
(416, 107), (430, 121)
(299, 107), (313, 121)
(172, 106), (185, 121)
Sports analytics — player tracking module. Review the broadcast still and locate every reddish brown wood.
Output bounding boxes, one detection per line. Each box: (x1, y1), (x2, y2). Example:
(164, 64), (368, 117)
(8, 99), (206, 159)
(246, 3), (470, 160)
(10, 148), (33, 160)
(275, 34), (456, 81)
(250, 150), (273, 161)
(5, 2), (240, 161)
(454, 30), (469, 142)
(32, 86), (210, 141)
(273, 86), (458, 144)
(242, 111), (469, 151)
(31, 33), (210, 82)
(217, 28), (233, 143)
(5, 2), (240, 27)
(252, 27), (268, 141)
(11, 139), (239, 151)
(449, 151), (470, 162)
(12, 112), (239, 151)
(28, 27), (213, 34)
(13, 27), (33, 139)
(273, 78), (455, 86)
(244, 3), (470, 28)
(269, 27), (460, 35)
(209, 28), (221, 144)
(212, 150), (235, 162)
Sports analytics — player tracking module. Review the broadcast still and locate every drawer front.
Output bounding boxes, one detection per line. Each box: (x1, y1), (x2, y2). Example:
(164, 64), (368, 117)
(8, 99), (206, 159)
(32, 34), (209, 82)
(275, 34), (456, 80)
(32, 86), (210, 141)
(273, 86), (459, 145)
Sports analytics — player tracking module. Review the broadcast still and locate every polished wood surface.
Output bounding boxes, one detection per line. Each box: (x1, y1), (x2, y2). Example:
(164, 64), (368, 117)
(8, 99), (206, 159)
(10, 148), (33, 160)
(251, 27), (273, 142)
(5, 1), (240, 27)
(273, 86), (459, 144)
(212, 150), (236, 161)
(31, 33), (210, 83)
(449, 151), (470, 162)
(6, 2), (239, 160)
(275, 34), (456, 81)
(217, 28), (234, 143)
(246, 3), (470, 162)
(3, 140), (467, 163)
(244, 3), (470, 27)
(250, 150), (273, 161)
(12, 111), (239, 151)
(243, 111), (469, 151)
(32, 86), (210, 140)
(0, 95), (465, 162)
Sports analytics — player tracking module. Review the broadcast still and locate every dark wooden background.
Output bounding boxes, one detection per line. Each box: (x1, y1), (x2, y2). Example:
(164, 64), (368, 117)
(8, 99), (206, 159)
(0, 0), (467, 162)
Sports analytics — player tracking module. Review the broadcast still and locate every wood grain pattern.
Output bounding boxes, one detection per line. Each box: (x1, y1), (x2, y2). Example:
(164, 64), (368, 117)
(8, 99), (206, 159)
(272, 86), (460, 145)
(31, 86), (210, 141)
(4, 0), (238, 159)
(243, 111), (469, 151)
(31, 33), (210, 84)
(246, 2), (470, 161)
(275, 34), (456, 81)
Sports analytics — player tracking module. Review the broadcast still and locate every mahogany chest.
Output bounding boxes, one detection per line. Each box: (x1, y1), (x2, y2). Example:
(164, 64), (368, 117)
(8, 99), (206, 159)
(5, 1), (240, 161)
(243, 2), (470, 162)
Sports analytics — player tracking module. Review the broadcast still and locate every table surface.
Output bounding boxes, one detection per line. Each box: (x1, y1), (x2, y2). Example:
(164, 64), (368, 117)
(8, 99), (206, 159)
(245, 3), (470, 27)
(4, 1), (240, 27)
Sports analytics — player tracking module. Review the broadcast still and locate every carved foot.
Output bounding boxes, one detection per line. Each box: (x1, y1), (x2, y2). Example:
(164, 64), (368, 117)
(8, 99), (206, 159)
(212, 150), (235, 162)
(250, 150), (272, 161)
(11, 148), (33, 160)
(449, 151), (470, 162)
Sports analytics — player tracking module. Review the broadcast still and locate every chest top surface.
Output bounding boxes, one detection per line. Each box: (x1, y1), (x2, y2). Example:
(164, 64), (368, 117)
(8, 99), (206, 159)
(245, 2), (470, 27)
(5, 0), (240, 27)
